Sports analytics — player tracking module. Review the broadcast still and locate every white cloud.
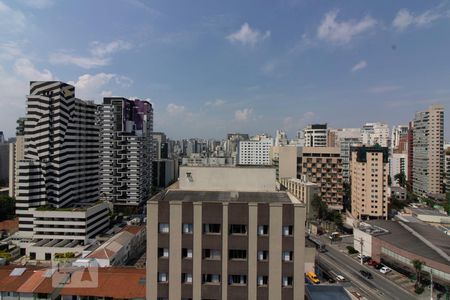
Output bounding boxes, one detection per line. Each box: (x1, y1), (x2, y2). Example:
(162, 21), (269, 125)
(50, 39), (132, 69)
(351, 60), (367, 72)
(234, 108), (253, 122)
(13, 58), (54, 81)
(226, 23), (271, 47)
(0, 41), (23, 60)
(317, 10), (377, 45)
(89, 40), (132, 57)
(49, 53), (110, 69)
(68, 73), (131, 100)
(393, 8), (443, 31)
(166, 103), (186, 116)
(18, 0), (54, 9)
(283, 111), (317, 131)
(0, 1), (26, 33)
(205, 99), (226, 107)
(368, 85), (402, 93)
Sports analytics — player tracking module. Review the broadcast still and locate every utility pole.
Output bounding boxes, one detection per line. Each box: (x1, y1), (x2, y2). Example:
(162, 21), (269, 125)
(358, 237), (364, 265)
(430, 269), (433, 300)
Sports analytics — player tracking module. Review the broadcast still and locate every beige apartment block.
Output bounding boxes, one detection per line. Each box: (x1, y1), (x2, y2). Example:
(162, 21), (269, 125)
(280, 176), (319, 220)
(350, 146), (390, 220)
(270, 145), (298, 180)
(297, 147), (343, 210)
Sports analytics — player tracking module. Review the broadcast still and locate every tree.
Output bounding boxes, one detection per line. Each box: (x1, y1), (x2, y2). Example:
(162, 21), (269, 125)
(311, 194), (328, 220)
(394, 172), (407, 188)
(0, 195), (15, 221)
(411, 259), (424, 288)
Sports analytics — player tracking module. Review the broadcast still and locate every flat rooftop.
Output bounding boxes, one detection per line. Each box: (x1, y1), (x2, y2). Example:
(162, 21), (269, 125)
(155, 190), (295, 204)
(367, 220), (450, 265)
(410, 207), (448, 217)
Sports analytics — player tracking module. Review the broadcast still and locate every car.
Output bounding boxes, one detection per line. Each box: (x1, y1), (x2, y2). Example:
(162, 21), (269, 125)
(360, 270), (373, 279)
(367, 259), (378, 267)
(306, 272), (320, 284)
(380, 266), (392, 274)
(356, 254), (370, 262)
(336, 275), (346, 282)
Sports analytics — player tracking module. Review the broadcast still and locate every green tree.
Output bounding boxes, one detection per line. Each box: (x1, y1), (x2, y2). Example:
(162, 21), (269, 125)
(411, 259), (423, 288)
(0, 195), (15, 221)
(394, 172), (407, 188)
(311, 194), (328, 220)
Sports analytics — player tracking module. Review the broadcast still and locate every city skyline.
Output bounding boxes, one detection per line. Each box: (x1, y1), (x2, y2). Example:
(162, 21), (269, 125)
(1, 0), (450, 139)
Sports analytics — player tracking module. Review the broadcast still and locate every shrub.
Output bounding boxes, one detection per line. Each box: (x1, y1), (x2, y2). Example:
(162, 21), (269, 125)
(346, 246), (358, 254)
(414, 286), (424, 294)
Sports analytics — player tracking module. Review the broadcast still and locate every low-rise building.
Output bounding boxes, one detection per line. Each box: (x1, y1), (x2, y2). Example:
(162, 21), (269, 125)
(353, 220), (450, 285)
(280, 176), (319, 220)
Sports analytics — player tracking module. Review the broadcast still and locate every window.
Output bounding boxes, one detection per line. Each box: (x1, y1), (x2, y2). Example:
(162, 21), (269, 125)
(203, 274), (221, 284)
(257, 250), (269, 261)
(283, 225), (293, 236)
(282, 251), (293, 262)
(257, 275), (268, 286)
(183, 223), (193, 234)
(182, 273), (193, 284)
(204, 249), (221, 260)
(182, 248), (193, 259)
(203, 224), (221, 234)
(158, 248), (169, 258)
(229, 224), (247, 235)
(158, 272), (168, 283)
(282, 276), (293, 287)
(229, 275), (247, 285)
(258, 225), (269, 235)
(229, 249), (247, 260)
(159, 223), (169, 233)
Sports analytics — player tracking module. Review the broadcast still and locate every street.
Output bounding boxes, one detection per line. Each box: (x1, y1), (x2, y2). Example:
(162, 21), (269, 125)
(316, 236), (418, 300)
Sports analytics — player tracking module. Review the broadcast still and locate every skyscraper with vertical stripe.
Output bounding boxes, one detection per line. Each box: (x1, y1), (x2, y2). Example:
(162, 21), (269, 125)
(16, 81), (99, 235)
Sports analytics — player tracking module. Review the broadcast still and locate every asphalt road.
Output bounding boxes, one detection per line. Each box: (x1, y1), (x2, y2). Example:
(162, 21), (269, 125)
(317, 241), (418, 300)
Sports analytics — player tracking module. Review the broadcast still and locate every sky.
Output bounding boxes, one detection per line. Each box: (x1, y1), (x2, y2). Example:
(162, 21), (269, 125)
(1, 0), (450, 140)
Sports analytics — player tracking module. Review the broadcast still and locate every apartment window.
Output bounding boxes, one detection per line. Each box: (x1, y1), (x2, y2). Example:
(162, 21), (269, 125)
(159, 223), (169, 233)
(183, 223), (193, 234)
(283, 225), (293, 236)
(258, 225), (269, 235)
(257, 250), (269, 261)
(182, 273), (193, 284)
(229, 249), (247, 260)
(229, 224), (247, 235)
(158, 248), (169, 258)
(229, 275), (247, 285)
(257, 275), (268, 286)
(158, 272), (168, 283)
(182, 248), (193, 259)
(282, 276), (293, 287)
(282, 251), (293, 262)
(202, 274), (221, 284)
(204, 249), (221, 260)
(203, 224), (221, 234)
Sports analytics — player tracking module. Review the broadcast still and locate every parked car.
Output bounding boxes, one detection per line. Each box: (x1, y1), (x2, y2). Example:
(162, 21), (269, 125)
(380, 266), (392, 274)
(367, 259), (378, 267)
(357, 254), (371, 263)
(306, 271), (320, 284)
(360, 270), (373, 279)
(336, 275), (346, 282)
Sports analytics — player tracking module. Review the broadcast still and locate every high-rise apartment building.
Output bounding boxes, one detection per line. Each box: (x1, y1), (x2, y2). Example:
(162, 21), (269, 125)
(98, 97), (153, 207)
(17, 81), (99, 235)
(361, 122), (390, 147)
(270, 145), (298, 181)
(331, 128), (362, 183)
(445, 146), (450, 193)
(275, 130), (288, 146)
(390, 153), (408, 187)
(8, 118), (25, 197)
(297, 147), (343, 210)
(350, 146), (389, 220)
(391, 125), (409, 152)
(412, 104), (444, 195)
(303, 124), (328, 147)
(238, 135), (274, 165)
(147, 166), (305, 300)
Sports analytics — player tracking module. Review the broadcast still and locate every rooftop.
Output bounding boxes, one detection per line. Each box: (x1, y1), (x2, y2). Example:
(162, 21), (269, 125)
(366, 220), (450, 265)
(154, 189), (297, 204)
(306, 285), (351, 300)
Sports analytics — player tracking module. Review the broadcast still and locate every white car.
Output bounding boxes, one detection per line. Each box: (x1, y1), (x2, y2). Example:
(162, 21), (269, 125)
(380, 266), (391, 274)
(336, 275), (345, 281)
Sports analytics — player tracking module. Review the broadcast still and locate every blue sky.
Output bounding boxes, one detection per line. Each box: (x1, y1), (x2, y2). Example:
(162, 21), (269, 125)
(1, 0), (450, 139)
